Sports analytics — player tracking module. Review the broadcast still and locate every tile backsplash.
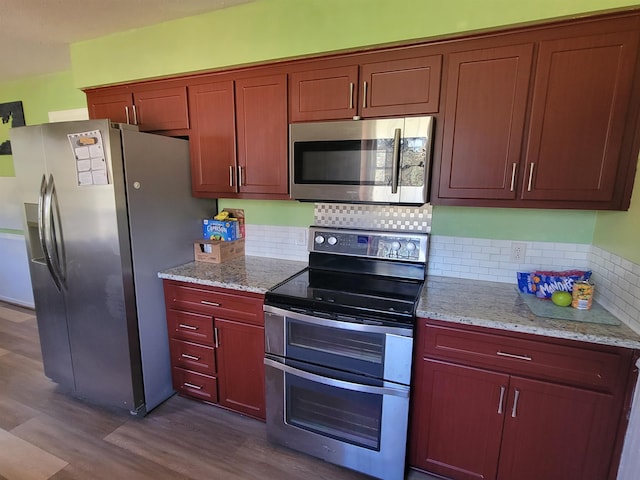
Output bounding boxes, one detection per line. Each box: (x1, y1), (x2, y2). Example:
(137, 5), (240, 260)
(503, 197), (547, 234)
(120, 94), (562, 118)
(242, 222), (640, 333)
(427, 236), (591, 283)
(589, 246), (640, 332)
(314, 203), (432, 232)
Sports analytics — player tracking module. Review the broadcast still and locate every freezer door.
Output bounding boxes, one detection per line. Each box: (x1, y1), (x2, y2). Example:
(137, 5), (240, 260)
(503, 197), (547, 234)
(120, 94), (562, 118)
(11, 126), (75, 390)
(40, 120), (143, 412)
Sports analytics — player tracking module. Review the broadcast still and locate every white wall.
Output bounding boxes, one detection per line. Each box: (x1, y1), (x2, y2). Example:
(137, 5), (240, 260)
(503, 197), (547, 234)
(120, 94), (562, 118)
(0, 233), (33, 307)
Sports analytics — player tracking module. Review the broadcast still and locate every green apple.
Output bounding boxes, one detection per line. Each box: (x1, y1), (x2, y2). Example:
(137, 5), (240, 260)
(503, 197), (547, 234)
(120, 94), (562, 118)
(551, 290), (572, 307)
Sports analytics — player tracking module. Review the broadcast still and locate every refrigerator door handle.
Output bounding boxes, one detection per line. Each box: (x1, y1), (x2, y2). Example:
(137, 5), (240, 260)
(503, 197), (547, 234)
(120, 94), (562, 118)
(38, 174), (58, 290)
(48, 175), (66, 285)
(42, 174), (64, 291)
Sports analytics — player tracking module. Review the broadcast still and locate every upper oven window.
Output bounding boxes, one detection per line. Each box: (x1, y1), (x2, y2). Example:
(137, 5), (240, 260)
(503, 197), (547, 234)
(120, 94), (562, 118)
(287, 319), (385, 378)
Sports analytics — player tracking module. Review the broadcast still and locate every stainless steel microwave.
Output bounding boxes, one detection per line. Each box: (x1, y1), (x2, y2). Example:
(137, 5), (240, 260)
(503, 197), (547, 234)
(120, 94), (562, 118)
(289, 116), (434, 205)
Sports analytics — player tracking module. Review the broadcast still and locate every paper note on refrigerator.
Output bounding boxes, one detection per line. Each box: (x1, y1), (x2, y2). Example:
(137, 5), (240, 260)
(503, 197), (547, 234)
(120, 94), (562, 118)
(68, 130), (109, 185)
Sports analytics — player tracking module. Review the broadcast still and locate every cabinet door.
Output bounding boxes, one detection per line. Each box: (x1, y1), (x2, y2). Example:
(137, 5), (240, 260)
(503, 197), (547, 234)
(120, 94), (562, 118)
(188, 81), (237, 195)
(360, 55), (442, 117)
(236, 73), (289, 195)
(498, 376), (618, 480)
(410, 358), (508, 480)
(215, 317), (266, 420)
(132, 86), (189, 131)
(522, 30), (640, 203)
(87, 91), (133, 124)
(438, 44), (533, 200)
(289, 65), (359, 121)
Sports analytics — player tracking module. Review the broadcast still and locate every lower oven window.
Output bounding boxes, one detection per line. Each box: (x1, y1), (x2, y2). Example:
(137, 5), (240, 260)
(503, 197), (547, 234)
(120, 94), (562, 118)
(286, 371), (382, 451)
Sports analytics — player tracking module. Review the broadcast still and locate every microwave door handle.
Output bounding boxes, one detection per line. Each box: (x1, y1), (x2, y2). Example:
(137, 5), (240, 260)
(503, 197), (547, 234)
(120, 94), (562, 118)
(391, 128), (401, 194)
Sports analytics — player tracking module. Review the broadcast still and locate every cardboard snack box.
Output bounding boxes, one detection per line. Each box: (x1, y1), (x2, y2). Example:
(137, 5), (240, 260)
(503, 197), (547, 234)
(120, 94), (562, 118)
(194, 238), (245, 264)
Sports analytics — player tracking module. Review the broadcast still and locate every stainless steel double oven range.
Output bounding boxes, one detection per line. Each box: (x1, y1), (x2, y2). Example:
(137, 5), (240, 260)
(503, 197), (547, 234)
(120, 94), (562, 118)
(264, 226), (428, 480)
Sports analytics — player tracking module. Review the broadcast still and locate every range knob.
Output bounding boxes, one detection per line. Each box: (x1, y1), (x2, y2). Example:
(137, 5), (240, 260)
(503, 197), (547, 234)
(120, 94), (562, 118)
(327, 236), (338, 246)
(391, 241), (402, 251)
(315, 235), (325, 245)
(406, 241), (417, 251)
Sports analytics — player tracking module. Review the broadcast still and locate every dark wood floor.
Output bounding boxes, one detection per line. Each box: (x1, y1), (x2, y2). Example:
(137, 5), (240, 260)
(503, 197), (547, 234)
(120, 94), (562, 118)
(0, 301), (437, 480)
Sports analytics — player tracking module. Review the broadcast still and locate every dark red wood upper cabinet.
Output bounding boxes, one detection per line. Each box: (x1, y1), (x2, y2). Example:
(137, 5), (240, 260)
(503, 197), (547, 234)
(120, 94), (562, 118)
(522, 30), (640, 203)
(438, 44), (534, 200)
(132, 86), (189, 131)
(410, 358), (507, 480)
(289, 64), (359, 122)
(187, 80), (237, 196)
(87, 91), (133, 124)
(360, 55), (442, 118)
(235, 73), (289, 195)
(289, 52), (442, 122)
(87, 86), (189, 131)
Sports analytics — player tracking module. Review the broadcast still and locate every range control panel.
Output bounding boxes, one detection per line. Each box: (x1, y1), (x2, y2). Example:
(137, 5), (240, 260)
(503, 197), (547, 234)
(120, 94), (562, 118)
(309, 226), (428, 263)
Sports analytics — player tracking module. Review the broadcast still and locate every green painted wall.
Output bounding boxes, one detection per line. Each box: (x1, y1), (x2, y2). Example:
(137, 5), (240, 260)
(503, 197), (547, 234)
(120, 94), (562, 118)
(593, 162), (640, 263)
(219, 199), (314, 226)
(70, 0), (640, 88)
(0, 70), (86, 176)
(3, 0), (639, 255)
(432, 207), (597, 243)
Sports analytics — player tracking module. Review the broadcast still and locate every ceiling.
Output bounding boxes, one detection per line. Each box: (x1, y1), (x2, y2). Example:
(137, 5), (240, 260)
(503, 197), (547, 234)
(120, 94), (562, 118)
(0, 0), (253, 82)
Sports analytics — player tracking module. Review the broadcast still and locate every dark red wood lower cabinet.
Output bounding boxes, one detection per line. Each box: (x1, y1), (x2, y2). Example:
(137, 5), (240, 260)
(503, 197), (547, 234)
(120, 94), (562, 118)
(411, 358), (507, 480)
(409, 318), (633, 480)
(497, 377), (617, 480)
(215, 317), (266, 420)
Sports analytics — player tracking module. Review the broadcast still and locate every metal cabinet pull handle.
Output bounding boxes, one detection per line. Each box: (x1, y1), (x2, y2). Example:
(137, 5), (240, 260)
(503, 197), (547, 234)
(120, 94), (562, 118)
(132, 105), (138, 125)
(527, 162), (535, 191)
(498, 385), (506, 414)
(510, 163), (517, 192)
(178, 323), (198, 331)
(497, 351), (532, 361)
(181, 353), (200, 361)
(125, 106), (130, 124)
(183, 382), (203, 390)
(229, 166), (234, 187)
(201, 300), (221, 307)
(391, 128), (402, 194)
(214, 327), (220, 348)
(362, 81), (368, 109)
(511, 388), (521, 418)
(238, 165), (243, 188)
(349, 83), (354, 109)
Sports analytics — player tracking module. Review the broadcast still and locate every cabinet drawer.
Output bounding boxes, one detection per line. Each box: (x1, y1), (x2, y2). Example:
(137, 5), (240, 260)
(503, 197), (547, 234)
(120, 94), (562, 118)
(164, 282), (264, 325)
(420, 322), (628, 393)
(172, 367), (218, 403)
(167, 309), (214, 345)
(169, 338), (216, 375)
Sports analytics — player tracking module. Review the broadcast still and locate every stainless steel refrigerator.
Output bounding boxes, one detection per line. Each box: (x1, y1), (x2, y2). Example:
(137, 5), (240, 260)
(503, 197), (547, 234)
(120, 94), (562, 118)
(11, 119), (214, 415)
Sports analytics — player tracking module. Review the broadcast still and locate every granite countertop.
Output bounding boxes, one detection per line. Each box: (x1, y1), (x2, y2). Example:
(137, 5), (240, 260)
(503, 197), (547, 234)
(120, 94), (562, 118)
(418, 276), (640, 349)
(159, 258), (640, 349)
(158, 256), (307, 294)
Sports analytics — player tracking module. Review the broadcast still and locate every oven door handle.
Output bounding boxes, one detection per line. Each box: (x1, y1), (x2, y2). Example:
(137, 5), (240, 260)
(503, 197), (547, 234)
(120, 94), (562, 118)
(264, 357), (409, 398)
(264, 305), (413, 337)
